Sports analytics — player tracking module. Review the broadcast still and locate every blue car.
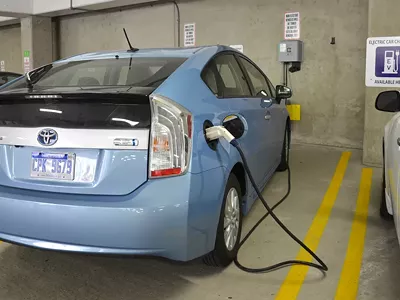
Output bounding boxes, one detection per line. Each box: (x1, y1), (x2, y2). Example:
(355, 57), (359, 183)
(0, 45), (290, 266)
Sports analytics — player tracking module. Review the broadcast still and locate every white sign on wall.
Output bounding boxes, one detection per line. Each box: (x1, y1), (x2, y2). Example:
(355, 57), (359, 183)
(24, 57), (30, 73)
(284, 12), (300, 40)
(366, 36), (400, 87)
(184, 23), (196, 47)
(230, 44), (244, 53)
(0, 61), (5, 72)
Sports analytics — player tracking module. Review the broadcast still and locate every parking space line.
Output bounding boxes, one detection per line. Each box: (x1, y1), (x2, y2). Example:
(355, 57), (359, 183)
(275, 151), (352, 300)
(334, 168), (373, 300)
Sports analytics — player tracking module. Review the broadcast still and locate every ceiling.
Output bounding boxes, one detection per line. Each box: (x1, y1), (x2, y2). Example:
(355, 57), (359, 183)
(0, 0), (161, 26)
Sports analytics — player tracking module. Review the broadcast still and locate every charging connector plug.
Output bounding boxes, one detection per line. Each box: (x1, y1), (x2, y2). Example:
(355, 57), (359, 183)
(205, 126), (235, 143)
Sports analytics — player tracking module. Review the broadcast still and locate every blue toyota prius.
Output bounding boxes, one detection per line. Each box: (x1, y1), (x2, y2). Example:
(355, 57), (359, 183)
(0, 45), (290, 266)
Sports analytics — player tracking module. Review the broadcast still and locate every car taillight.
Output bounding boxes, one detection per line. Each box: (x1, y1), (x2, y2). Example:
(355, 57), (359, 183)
(149, 94), (192, 178)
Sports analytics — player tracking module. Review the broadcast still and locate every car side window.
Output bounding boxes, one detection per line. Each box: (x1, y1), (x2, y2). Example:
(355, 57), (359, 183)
(202, 63), (219, 95)
(213, 54), (251, 98)
(238, 57), (271, 97)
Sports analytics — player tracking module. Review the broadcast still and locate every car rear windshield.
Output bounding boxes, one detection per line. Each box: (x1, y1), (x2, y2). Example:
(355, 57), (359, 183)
(0, 97), (151, 129)
(1, 57), (186, 89)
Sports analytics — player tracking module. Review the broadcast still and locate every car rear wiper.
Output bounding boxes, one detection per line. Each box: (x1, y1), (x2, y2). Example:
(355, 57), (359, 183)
(25, 64), (53, 90)
(25, 71), (33, 90)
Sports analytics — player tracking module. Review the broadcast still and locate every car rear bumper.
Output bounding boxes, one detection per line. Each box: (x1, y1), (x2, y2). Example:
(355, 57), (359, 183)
(0, 233), (165, 256)
(0, 167), (226, 261)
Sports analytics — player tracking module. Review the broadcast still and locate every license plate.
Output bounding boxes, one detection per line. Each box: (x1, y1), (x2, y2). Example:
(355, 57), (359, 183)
(31, 152), (75, 181)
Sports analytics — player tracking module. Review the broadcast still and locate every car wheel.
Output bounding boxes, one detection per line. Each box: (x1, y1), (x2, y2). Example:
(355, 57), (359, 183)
(277, 123), (290, 172)
(380, 160), (393, 220)
(203, 173), (242, 267)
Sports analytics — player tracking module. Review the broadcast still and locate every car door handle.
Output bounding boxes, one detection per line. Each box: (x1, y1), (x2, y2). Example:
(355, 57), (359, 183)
(261, 98), (273, 108)
(265, 113), (271, 120)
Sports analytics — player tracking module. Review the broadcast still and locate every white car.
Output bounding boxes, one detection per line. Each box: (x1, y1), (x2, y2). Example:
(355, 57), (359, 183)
(376, 90), (400, 226)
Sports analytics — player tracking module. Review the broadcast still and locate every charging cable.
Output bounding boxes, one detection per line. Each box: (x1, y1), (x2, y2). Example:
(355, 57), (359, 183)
(205, 125), (328, 273)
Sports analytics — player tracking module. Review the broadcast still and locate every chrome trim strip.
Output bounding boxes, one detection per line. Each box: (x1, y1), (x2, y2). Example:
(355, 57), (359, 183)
(0, 127), (149, 150)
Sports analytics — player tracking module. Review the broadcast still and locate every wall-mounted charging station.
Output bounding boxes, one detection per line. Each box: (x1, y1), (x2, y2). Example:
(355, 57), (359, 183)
(278, 40), (303, 63)
(278, 40), (303, 121)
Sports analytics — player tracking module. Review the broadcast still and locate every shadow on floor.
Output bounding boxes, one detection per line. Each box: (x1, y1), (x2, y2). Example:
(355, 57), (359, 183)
(0, 245), (221, 300)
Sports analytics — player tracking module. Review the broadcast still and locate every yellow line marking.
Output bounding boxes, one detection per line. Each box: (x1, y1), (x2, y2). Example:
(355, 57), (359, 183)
(275, 151), (351, 300)
(334, 168), (373, 300)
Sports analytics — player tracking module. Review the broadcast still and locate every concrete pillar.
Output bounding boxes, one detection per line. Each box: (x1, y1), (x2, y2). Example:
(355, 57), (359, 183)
(20, 16), (52, 73)
(363, 0), (400, 165)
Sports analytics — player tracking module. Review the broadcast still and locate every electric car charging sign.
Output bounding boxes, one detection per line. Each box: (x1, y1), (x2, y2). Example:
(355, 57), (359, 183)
(366, 37), (400, 87)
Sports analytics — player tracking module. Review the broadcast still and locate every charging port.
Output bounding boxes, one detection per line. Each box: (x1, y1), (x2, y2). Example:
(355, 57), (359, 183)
(203, 120), (218, 150)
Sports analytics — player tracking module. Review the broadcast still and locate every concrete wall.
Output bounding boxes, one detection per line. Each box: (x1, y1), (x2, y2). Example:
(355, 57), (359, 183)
(58, 3), (177, 58)
(21, 16), (53, 70)
(363, 0), (400, 165)
(0, 25), (22, 73)
(178, 0), (369, 148)
(57, 0), (368, 149)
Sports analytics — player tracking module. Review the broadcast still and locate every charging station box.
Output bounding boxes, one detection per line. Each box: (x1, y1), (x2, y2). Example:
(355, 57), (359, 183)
(278, 40), (303, 62)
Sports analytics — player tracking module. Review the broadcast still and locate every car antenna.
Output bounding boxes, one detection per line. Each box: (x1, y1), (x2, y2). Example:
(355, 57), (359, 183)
(123, 28), (139, 52)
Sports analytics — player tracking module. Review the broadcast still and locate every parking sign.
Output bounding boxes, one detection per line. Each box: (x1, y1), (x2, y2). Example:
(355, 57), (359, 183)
(366, 37), (400, 87)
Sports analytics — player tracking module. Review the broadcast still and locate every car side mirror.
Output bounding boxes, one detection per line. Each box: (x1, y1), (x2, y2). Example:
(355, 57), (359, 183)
(276, 85), (292, 99)
(223, 115), (245, 139)
(375, 91), (400, 112)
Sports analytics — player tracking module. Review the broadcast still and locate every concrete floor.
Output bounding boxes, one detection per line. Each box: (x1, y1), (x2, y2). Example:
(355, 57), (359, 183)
(0, 144), (398, 300)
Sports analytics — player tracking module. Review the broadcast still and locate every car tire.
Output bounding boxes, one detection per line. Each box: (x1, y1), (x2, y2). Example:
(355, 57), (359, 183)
(203, 173), (242, 267)
(380, 159), (393, 221)
(277, 123), (290, 172)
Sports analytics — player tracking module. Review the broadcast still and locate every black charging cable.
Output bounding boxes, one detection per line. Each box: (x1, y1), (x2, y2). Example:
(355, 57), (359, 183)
(230, 139), (328, 273)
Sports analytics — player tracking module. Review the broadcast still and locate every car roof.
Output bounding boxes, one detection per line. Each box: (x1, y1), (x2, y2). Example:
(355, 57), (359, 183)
(57, 45), (237, 62)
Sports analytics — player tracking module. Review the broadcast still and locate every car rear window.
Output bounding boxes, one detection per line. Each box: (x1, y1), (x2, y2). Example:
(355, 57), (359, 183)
(0, 97), (151, 129)
(1, 57), (186, 90)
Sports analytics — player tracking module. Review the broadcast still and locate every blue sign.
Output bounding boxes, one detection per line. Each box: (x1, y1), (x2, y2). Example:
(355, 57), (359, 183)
(375, 46), (400, 77)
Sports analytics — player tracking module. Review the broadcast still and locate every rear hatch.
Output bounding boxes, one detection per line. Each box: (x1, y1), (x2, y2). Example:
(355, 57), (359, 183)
(0, 88), (151, 196)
